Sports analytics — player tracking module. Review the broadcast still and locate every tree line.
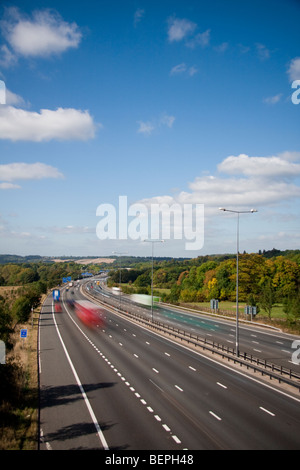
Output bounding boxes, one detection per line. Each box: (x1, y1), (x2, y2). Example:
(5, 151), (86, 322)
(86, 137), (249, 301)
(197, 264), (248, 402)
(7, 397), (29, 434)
(0, 261), (94, 287)
(109, 251), (300, 323)
(0, 260), (103, 351)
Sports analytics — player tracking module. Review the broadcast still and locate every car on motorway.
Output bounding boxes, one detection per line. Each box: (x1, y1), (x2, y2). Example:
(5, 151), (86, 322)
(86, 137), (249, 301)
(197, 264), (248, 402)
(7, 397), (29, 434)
(74, 300), (105, 329)
(54, 302), (62, 312)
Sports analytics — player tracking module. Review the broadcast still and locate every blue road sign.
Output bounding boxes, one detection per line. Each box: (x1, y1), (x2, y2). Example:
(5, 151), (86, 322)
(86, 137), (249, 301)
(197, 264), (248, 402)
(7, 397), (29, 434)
(63, 276), (72, 283)
(20, 329), (27, 338)
(52, 289), (60, 301)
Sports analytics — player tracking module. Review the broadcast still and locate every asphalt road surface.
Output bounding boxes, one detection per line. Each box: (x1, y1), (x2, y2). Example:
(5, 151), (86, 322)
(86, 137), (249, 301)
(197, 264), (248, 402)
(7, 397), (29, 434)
(39, 282), (300, 450)
(91, 279), (300, 374)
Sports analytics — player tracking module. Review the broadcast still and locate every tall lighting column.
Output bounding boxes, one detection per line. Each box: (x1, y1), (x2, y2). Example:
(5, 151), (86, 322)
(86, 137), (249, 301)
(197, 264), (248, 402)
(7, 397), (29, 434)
(112, 251), (127, 310)
(143, 239), (164, 322)
(219, 208), (257, 356)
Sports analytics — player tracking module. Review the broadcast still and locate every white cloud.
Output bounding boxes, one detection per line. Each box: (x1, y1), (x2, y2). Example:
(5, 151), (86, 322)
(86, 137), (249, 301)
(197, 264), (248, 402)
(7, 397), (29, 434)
(238, 44), (250, 55)
(160, 113), (175, 128)
(0, 106), (97, 141)
(170, 63), (187, 75)
(263, 93), (282, 105)
(138, 152), (300, 217)
(170, 63), (198, 76)
(46, 225), (94, 234)
(255, 43), (270, 61)
(0, 182), (21, 190)
(0, 162), (64, 186)
(5, 89), (29, 107)
(1, 7), (82, 59)
(0, 222), (47, 241)
(137, 113), (175, 135)
(287, 57), (300, 82)
(167, 17), (210, 49)
(217, 153), (300, 179)
(167, 17), (197, 42)
(214, 42), (229, 53)
(0, 83), (28, 107)
(0, 44), (17, 68)
(258, 231), (300, 244)
(278, 151), (300, 162)
(186, 174), (300, 211)
(137, 121), (155, 135)
(188, 66), (198, 76)
(134, 8), (145, 27)
(186, 29), (210, 49)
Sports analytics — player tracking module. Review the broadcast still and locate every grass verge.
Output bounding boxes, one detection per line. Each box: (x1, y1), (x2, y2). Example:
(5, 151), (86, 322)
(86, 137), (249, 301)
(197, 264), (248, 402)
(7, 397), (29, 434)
(0, 296), (44, 450)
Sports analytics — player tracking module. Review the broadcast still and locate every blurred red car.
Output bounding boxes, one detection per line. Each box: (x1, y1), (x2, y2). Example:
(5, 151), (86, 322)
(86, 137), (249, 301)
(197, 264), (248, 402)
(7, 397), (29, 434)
(54, 301), (62, 312)
(74, 300), (105, 328)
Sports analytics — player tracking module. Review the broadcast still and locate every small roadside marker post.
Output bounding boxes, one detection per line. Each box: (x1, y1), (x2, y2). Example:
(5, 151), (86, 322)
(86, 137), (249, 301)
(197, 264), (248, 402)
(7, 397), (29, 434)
(20, 328), (27, 347)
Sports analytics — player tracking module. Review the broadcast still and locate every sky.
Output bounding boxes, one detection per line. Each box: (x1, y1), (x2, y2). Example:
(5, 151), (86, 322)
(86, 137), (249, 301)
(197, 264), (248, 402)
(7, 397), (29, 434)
(0, 0), (300, 258)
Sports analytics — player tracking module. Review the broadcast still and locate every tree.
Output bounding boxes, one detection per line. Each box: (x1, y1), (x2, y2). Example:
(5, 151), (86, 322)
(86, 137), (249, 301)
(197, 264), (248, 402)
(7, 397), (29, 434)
(283, 289), (300, 323)
(259, 279), (275, 319)
(153, 268), (168, 286)
(180, 261), (218, 295)
(236, 254), (267, 300)
(11, 296), (32, 323)
(17, 266), (39, 284)
(169, 285), (181, 303)
(26, 286), (42, 309)
(134, 270), (151, 288)
(180, 288), (198, 303)
(272, 257), (300, 298)
(177, 270), (189, 286)
(202, 269), (218, 301)
(215, 261), (235, 300)
(247, 293), (260, 316)
(0, 297), (13, 350)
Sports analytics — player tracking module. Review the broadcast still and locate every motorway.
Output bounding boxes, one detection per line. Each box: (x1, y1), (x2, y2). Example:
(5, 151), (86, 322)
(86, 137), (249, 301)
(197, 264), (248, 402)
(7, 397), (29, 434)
(88, 279), (300, 374)
(39, 281), (300, 450)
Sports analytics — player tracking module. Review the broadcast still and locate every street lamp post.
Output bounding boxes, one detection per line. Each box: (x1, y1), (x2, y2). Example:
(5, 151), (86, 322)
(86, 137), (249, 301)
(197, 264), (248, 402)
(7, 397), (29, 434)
(219, 208), (257, 356)
(143, 239), (164, 322)
(112, 251), (127, 310)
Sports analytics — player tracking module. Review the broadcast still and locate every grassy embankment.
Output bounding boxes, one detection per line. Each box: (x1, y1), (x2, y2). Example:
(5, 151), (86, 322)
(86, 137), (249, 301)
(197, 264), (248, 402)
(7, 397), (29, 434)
(0, 286), (43, 450)
(123, 285), (300, 334)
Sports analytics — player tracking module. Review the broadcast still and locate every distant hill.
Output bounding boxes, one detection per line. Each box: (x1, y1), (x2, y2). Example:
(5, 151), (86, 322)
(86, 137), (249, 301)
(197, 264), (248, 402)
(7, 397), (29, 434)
(0, 254), (50, 264)
(0, 249), (299, 266)
(0, 254), (116, 265)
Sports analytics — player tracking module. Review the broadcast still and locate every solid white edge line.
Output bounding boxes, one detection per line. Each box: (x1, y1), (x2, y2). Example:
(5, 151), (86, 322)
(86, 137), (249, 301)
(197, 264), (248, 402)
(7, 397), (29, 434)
(259, 406), (275, 417)
(217, 382), (227, 389)
(51, 300), (109, 450)
(209, 411), (222, 421)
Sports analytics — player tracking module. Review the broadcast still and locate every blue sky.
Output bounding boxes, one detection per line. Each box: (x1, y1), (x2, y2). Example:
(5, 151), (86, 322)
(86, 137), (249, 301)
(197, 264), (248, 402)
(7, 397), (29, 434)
(0, 0), (300, 258)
